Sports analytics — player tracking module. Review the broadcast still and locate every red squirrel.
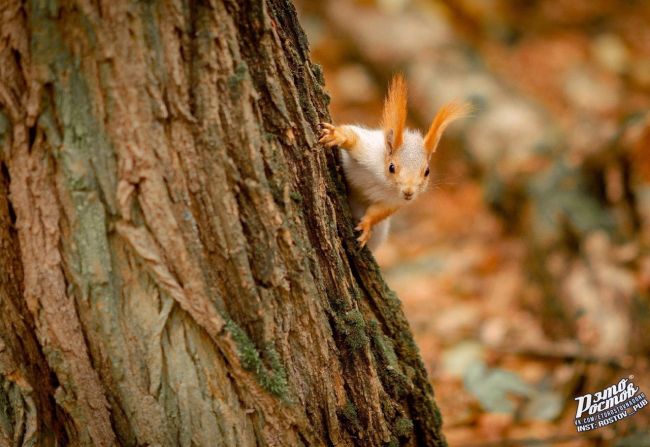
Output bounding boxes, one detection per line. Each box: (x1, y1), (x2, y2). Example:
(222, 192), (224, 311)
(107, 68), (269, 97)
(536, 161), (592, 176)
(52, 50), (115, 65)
(319, 74), (470, 250)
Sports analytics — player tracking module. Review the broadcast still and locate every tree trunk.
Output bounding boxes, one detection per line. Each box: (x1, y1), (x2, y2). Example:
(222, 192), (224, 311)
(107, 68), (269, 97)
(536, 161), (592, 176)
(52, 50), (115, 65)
(0, 0), (446, 445)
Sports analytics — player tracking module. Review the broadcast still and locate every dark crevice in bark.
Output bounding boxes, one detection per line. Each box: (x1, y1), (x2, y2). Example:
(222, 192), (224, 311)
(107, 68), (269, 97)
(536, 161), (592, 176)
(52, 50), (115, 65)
(1, 163), (16, 225)
(0, 155), (68, 445)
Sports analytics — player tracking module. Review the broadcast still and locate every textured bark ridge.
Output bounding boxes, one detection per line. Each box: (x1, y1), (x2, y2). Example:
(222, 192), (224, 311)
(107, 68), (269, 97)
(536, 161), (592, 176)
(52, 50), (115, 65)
(0, 0), (446, 445)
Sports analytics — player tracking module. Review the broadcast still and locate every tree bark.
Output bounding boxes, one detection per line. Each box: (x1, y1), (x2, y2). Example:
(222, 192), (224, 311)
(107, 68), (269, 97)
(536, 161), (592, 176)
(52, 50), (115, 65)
(0, 0), (446, 445)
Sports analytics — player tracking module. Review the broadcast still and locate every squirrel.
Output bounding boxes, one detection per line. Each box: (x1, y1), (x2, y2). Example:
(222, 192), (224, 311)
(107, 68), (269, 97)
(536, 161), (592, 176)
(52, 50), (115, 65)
(319, 74), (471, 250)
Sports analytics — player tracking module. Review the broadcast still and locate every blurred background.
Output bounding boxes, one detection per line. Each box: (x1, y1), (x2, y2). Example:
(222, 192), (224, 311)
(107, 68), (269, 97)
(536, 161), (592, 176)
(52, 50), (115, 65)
(296, 0), (650, 445)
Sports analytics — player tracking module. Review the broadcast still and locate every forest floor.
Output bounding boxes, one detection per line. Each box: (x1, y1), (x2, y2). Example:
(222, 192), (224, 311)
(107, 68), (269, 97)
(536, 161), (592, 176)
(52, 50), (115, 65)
(298, 0), (650, 445)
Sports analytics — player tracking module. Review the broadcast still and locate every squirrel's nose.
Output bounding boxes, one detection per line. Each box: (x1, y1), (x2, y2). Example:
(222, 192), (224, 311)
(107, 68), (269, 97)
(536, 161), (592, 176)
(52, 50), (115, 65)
(403, 189), (414, 200)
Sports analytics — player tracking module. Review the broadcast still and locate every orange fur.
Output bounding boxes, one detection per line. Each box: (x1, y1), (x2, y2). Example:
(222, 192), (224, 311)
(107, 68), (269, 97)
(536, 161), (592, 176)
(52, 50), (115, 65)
(381, 74), (408, 151)
(355, 203), (397, 247)
(423, 101), (472, 154)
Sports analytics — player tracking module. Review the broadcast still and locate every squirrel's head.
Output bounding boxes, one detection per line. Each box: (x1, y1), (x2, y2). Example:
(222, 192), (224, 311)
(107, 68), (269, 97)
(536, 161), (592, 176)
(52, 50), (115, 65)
(381, 74), (471, 202)
(384, 130), (430, 202)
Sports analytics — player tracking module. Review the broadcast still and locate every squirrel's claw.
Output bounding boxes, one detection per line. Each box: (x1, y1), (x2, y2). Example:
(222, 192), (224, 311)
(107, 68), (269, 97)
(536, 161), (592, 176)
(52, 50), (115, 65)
(355, 220), (372, 247)
(319, 123), (345, 148)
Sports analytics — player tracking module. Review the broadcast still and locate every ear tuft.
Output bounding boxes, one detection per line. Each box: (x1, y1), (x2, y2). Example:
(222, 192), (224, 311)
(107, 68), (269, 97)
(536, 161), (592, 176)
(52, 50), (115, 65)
(381, 74), (408, 152)
(423, 101), (472, 154)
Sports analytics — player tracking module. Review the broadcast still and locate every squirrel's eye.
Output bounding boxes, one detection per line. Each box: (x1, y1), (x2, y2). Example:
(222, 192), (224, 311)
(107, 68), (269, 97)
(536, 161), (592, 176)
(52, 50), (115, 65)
(424, 167), (430, 177)
(389, 163), (396, 174)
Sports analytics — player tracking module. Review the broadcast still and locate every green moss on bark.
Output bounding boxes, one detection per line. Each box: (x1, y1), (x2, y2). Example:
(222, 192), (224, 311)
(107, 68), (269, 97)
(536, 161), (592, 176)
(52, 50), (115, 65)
(337, 400), (361, 435)
(335, 309), (369, 352)
(394, 416), (414, 438)
(368, 320), (410, 398)
(224, 319), (289, 399)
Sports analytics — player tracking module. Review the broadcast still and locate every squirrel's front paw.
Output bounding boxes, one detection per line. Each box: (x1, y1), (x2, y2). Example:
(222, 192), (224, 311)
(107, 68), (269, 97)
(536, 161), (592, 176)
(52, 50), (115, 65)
(318, 123), (347, 148)
(354, 219), (372, 248)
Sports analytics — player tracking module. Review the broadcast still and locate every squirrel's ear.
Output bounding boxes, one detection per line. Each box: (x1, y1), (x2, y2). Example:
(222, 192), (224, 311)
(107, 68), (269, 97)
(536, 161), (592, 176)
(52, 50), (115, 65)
(385, 129), (395, 154)
(423, 101), (472, 155)
(382, 74), (408, 153)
